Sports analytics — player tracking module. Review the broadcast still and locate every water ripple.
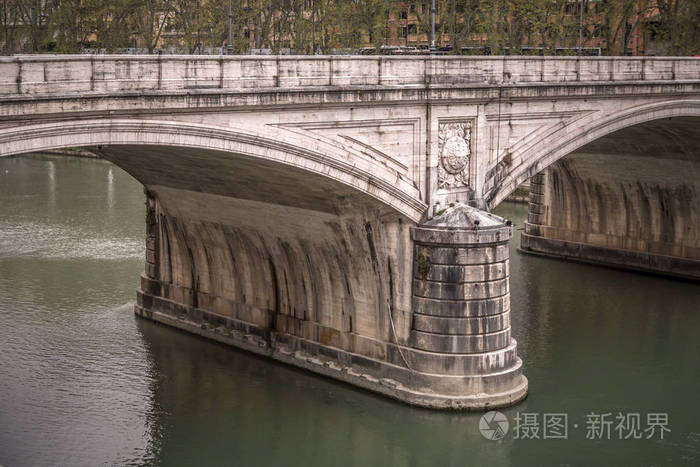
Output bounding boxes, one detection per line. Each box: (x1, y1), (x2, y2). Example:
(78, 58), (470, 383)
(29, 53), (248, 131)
(0, 220), (144, 260)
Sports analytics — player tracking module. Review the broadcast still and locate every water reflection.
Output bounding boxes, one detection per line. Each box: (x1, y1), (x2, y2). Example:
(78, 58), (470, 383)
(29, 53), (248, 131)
(107, 166), (115, 212)
(136, 318), (515, 466)
(47, 160), (56, 208)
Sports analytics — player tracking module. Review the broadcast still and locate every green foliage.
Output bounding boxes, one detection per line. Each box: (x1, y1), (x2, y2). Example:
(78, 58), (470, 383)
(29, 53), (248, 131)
(651, 0), (700, 55)
(0, 0), (697, 55)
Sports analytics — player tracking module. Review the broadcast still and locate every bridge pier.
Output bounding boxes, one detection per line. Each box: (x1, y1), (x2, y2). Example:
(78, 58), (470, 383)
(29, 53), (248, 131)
(134, 190), (527, 410)
(409, 204), (528, 408)
(521, 152), (700, 281)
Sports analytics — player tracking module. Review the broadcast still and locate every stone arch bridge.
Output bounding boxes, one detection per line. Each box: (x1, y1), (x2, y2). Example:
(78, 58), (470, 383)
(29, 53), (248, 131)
(1, 55), (698, 409)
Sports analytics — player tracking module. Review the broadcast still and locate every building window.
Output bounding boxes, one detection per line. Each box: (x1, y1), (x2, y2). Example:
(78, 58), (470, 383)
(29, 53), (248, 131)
(408, 24), (417, 35)
(401, 26), (408, 37)
(400, 10), (407, 20)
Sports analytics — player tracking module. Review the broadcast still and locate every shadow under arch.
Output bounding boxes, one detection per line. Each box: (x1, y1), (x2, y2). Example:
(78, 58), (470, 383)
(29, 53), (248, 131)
(0, 118), (426, 222)
(512, 108), (700, 279)
(487, 99), (700, 209)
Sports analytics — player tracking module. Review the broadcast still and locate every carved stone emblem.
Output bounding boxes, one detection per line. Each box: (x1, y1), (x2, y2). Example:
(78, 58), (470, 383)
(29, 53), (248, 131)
(438, 121), (471, 189)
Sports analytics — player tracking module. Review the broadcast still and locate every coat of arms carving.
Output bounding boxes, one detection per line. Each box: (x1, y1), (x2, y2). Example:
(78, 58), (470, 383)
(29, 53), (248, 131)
(438, 121), (472, 189)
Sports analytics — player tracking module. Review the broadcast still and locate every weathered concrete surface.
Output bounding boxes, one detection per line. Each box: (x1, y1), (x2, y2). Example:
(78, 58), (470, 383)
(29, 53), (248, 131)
(135, 184), (526, 409)
(521, 117), (700, 280)
(410, 204), (527, 407)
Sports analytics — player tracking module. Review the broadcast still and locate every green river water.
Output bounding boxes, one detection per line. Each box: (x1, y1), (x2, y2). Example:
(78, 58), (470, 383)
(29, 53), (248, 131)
(1, 153), (699, 466)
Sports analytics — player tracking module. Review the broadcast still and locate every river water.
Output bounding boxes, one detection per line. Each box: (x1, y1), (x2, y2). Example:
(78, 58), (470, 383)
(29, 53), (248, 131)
(1, 153), (699, 466)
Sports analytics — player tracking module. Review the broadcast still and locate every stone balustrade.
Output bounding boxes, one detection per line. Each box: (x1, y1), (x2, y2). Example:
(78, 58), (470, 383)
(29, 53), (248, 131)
(1, 55), (698, 96)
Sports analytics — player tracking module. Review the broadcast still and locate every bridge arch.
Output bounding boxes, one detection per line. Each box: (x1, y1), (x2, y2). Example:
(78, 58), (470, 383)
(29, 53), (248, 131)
(501, 100), (700, 279)
(487, 99), (700, 208)
(0, 118), (426, 221)
(0, 116), (433, 382)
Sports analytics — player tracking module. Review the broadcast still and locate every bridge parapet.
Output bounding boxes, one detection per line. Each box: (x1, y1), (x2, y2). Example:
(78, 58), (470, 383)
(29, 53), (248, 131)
(1, 55), (698, 96)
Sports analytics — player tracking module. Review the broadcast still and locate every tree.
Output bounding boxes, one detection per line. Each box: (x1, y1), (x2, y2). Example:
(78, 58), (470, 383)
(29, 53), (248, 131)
(1, 0), (20, 53)
(132, 0), (176, 53)
(0, 0), (697, 56)
(91, 0), (141, 51)
(169, 0), (204, 53)
(11, 0), (59, 52)
(346, 0), (391, 50)
(651, 0), (700, 55)
(592, 0), (650, 55)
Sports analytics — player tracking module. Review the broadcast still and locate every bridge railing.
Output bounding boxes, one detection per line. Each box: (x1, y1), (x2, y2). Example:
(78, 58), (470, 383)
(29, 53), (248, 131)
(0, 55), (698, 96)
